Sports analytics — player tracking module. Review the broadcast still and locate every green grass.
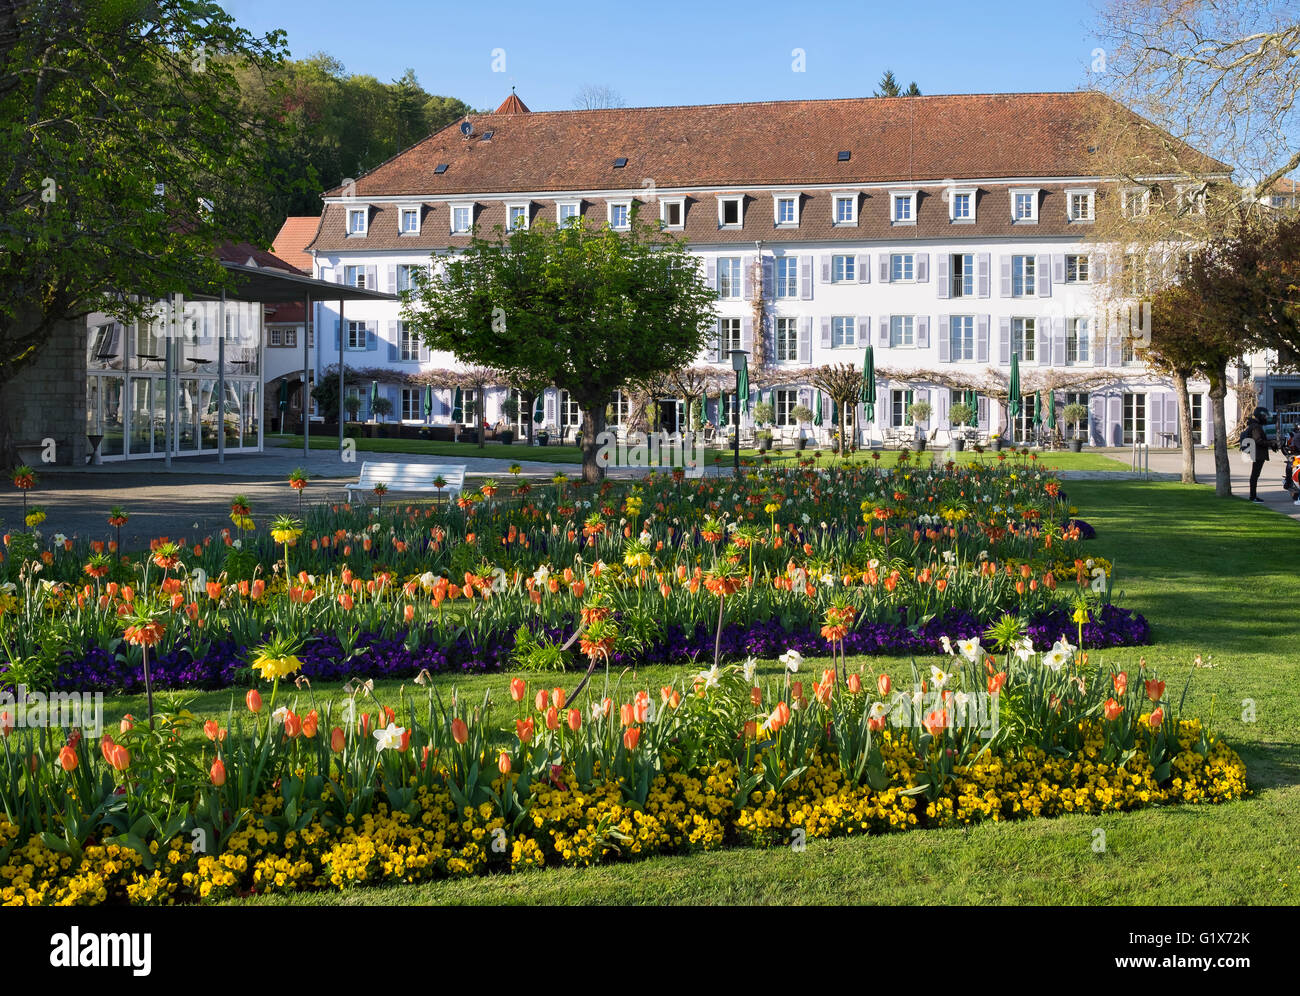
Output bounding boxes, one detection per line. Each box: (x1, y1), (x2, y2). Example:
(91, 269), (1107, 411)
(103, 479), (1296, 905)
(268, 433), (1130, 473)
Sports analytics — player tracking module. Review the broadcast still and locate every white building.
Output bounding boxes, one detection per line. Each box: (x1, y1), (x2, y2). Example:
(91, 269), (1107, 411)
(299, 90), (1239, 449)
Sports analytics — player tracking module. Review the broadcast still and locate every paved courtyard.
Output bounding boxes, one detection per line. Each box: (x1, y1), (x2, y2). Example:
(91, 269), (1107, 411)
(2, 444), (1295, 546)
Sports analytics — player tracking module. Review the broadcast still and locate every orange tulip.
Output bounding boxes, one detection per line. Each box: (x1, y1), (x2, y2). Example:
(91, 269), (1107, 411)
(1113, 672), (1129, 695)
(515, 717), (534, 744)
(120, 714), (135, 733)
(847, 673), (862, 694)
(283, 711), (302, 738)
(210, 757), (227, 786)
(1145, 679), (1165, 702)
(509, 677), (526, 702)
(246, 689), (262, 714)
(58, 745), (78, 772)
(451, 717), (469, 745)
(545, 706), (559, 731)
(622, 726), (641, 750)
(750, 686), (762, 706)
(551, 687), (567, 709)
(877, 674), (891, 696)
(107, 744), (131, 771)
(302, 711), (319, 738)
(1147, 707), (1165, 730)
(534, 689), (548, 712)
(567, 708), (581, 732)
(330, 726), (346, 752)
(1103, 697), (1123, 721)
(498, 751), (512, 775)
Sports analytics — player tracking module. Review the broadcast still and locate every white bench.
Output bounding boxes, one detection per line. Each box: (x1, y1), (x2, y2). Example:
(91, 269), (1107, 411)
(344, 462), (466, 502)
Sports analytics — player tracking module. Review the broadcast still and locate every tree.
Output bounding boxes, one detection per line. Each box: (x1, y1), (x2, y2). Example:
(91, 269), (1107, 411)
(0, 0), (289, 464)
(403, 215), (717, 481)
(873, 71), (920, 97)
(812, 364), (863, 454)
(573, 84), (626, 110)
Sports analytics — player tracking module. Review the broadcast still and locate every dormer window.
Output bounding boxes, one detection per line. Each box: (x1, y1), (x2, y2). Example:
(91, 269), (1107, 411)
(450, 203), (473, 234)
(660, 197), (685, 229)
(890, 190), (917, 225)
(773, 194), (798, 227)
(1066, 188), (1095, 222)
(1010, 188), (1039, 223)
(1121, 187), (1151, 219)
(399, 207), (420, 234)
(949, 189), (975, 222)
(507, 203), (530, 230)
(833, 193), (858, 226)
(717, 196), (743, 228)
(608, 200), (631, 230)
(347, 207), (368, 236)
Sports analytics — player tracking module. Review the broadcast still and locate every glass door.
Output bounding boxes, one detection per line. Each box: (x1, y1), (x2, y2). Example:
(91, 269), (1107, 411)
(129, 377), (152, 456)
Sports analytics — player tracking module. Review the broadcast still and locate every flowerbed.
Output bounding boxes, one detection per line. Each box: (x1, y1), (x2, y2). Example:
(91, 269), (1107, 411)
(3, 456), (1145, 693)
(0, 632), (1245, 906)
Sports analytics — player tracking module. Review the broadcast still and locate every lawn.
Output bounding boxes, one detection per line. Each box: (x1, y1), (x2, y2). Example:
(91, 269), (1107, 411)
(268, 432), (1131, 473)
(142, 479), (1289, 906)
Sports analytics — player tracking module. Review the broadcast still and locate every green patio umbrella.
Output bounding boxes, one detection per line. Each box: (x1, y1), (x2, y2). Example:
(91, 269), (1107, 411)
(424, 384), (434, 419)
(860, 345), (877, 422)
(1033, 391), (1043, 426)
(737, 356), (750, 416)
(1047, 390), (1057, 430)
(277, 379), (288, 412)
(1008, 354), (1021, 415)
(831, 399), (838, 424)
(965, 389), (979, 426)
(813, 389), (824, 426)
(369, 380), (379, 415)
(451, 386), (463, 423)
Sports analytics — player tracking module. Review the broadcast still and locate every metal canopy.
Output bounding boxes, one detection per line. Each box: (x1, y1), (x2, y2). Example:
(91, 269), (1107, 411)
(187, 262), (397, 303)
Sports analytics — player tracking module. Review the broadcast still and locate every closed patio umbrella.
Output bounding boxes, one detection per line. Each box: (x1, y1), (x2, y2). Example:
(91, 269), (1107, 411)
(1047, 390), (1057, 429)
(369, 380), (379, 418)
(737, 359), (750, 417)
(1033, 390), (1043, 426)
(424, 383), (433, 419)
(813, 389), (824, 426)
(965, 389), (979, 426)
(451, 386), (463, 423)
(860, 345), (876, 421)
(1007, 354), (1021, 440)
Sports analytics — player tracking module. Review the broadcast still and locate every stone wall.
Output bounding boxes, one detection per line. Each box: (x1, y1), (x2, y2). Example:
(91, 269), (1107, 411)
(7, 316), (87, 467)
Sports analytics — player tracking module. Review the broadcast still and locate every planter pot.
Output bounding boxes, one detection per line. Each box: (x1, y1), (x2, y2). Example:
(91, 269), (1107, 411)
(498, 431), (515, 446)
(916, 439), (927, 452)
(537, 433), (550, 447)
(757, 437), (772, 453)
(952, 438), (965, 452)
(795, 437), (808, 451)
(1069, 438), (1083, 453)
(991, 439), (1003, 452)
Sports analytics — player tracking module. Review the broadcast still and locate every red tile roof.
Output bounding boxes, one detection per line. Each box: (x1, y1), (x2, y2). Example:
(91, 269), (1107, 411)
(270, 216), (321, 271)
(495, 90), (530, 114)
(321, 91), (1229, 201)
(217, 241), (304, 273)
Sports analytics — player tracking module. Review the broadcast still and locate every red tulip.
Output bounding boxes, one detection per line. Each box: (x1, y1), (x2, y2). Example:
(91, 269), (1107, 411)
(1145, 679), (1165, 702)
(509, 677), (527, 702)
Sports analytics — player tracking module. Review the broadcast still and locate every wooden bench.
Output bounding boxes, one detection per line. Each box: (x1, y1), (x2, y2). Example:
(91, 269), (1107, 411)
(344, 462), (466, 503)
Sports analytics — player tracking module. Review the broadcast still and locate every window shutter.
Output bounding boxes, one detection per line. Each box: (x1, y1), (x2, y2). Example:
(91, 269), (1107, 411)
(1037, 254), (1052, 297)
(857, 254), (870, 283)
(799, 316), (812, 363)
(978, 395), (989, 428)
(879, 257), (891, 283)
(333, 319), (340, 350)
(857, 317), (871, 348)
(977, 253), (991, 298)
(712, 321), (723, 362)
(938, 316), (951, 362)
(877, 315), (889, 348)
(1052, 254), (1066, 284)
(916, 252), (930, 283)
(1036, 317), (1050, 361)
(876, 390), (888, 428)
(820, 317), (831, 348)
(999, 256), (1012, 297)
(1167, 394), (1179, 443)
(705, 258), (717, 290)
(385, 265), (396, 294)
(1204, 396), (1214, 444)
(1052, 321), (1066, 366)
(1107, 395), (1122, 446)
(366, 323), (378, 351)
(333, 268), (343, 284)
(387, 321), (399, 361)
(1109, 330), (1123, 367)
(937, 389), (949, 425)
(936, 254), (950, 299)
(742, 255), (755, 298)
(366, 265), (378, 290)
(977, 315), (990, 363)
(740, 317), (753, 355)
(819, 255), (832, 283)
(545, 395), (555, 425)
(998, 318), (1011, 364)
(800, 257), (813, 299)
(917, 315), (930, 348)
(419, 341), (431, 363)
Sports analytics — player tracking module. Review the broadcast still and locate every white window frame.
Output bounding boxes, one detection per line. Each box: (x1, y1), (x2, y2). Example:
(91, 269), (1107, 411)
(1176, 183), (1207, 216)
(773, 194), (799, 228)
(717, 257), (742, 299)
(1010, 187), (1040, 223)
(831, 254), (855, 283)
(660, 197), (685, 230)
(1011, 254), (1035, 297)
(774, 388), (799, 426)
(951, 253), (974, 297)
(1121, 186), (1151, 219)
(1011, 317), (1036, 363)
(890, 252), (915, 282)
(399, 207), (420, 235)
(889, 315), (915, 348)
(607, 200), (632, 230)
(833, 193), (858, 227)
(774, 317), (798, 362)
(395, 263), (415, 293)
(1066, 318), (1090, 365)
(774, 255), (798, 298)
(717, 195), (743, 229)
(1065, 188), (1095, 222)
(343, 264), (367, 289)
(719, 317), (742, 354)
(399, 322), (420, 362)
(1065, 254), (1090, 284)
(506, 203), (530, 230)
(450, 202), (474, 235)
(346, 320), (367, 351)
(557, 201), (581, 227)
(890, 189), (917, 226)
(401, 388), (422, 422)
(831, 316), (855, 348)
(346, 207), (368, 236)
(283, 328), (297, 349)
(950, 315), (975, 360)
(269, 328), (282, 346)
(948, 188), (975, 223)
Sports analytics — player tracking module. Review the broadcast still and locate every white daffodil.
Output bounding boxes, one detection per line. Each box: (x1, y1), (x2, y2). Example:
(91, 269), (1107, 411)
(532, 565), (550, 586)
(1013, 638), (1035, 663)
(779, 649), (803, 673)
(373, 723), (405, 752)
(801, 513), (811, 524)
(958, 637), (982, 662)
(271, 706), (289, 724)
(940, 635), (954, 656)
(954, 691), (970, 709)
(869, 701), (887, 719)
(930, 665), (952, 688)
(698, 664), (722, 690)
(419, 571), (436, 591)
(1042, 646), (1070, 671)
(232, 539), (242, 550)
(821, 573), (835, 587)
(51, 533), (67, 545)
(742, 657), (758, 684)
(1054, 635), (1077, 655)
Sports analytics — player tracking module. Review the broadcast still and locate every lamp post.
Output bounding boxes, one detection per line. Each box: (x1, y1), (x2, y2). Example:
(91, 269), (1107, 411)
(730, 349), (748, 477)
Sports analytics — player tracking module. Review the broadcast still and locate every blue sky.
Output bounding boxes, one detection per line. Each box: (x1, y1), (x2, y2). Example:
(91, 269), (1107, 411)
(221, 0), (1105, 111)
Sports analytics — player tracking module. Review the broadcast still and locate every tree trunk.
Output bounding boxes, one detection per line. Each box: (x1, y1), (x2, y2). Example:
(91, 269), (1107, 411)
(1171, 369), (1197, 485)
(1207, 368), (1232, 497)
(522, 390), (535, 447)
(579, 402), (607, 483)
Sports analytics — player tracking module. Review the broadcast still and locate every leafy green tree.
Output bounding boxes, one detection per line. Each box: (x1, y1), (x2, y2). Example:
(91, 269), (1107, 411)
(0, 0), (289, 462)
(404, 215), (717, 481)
